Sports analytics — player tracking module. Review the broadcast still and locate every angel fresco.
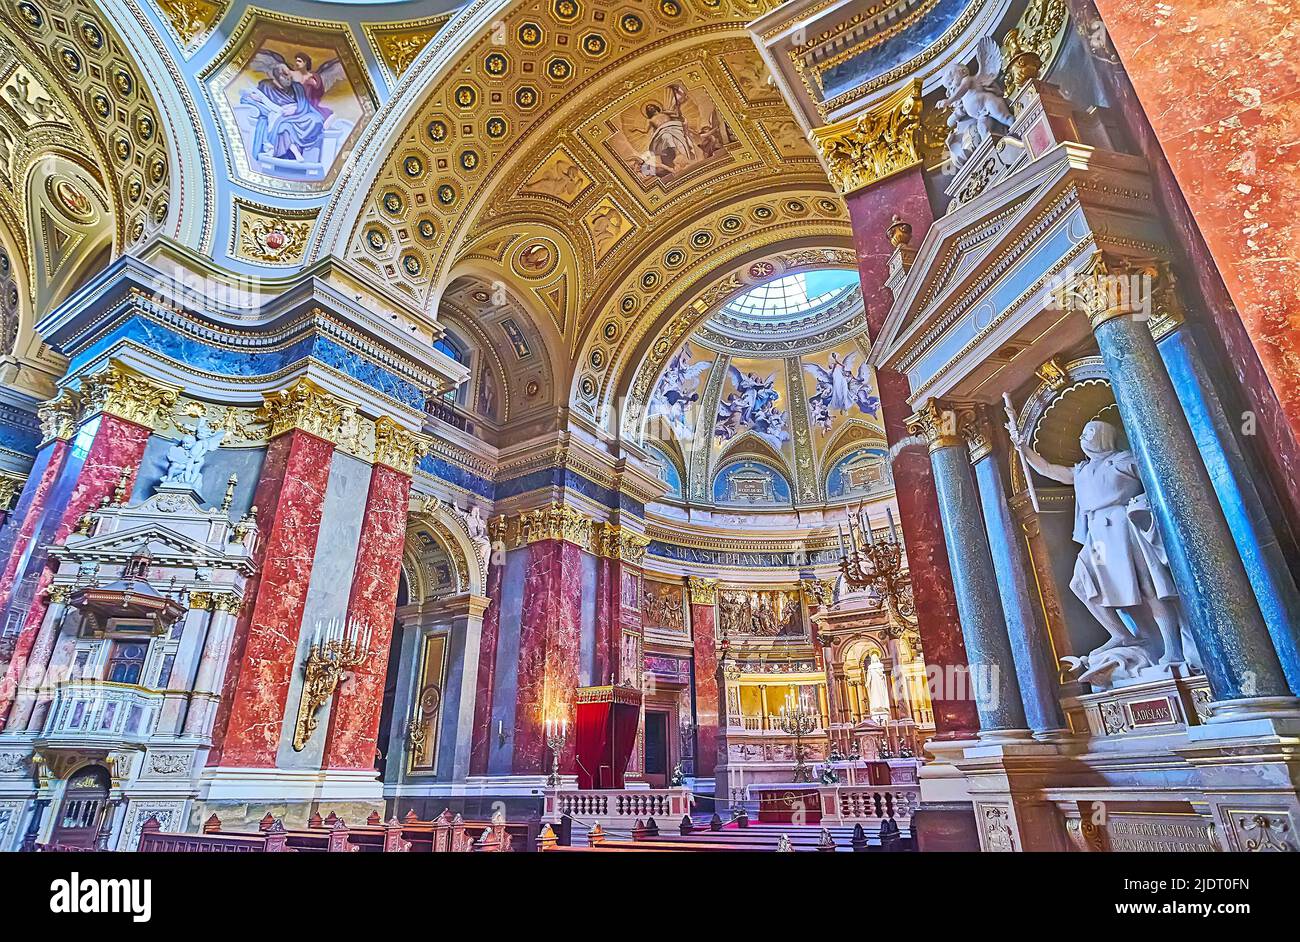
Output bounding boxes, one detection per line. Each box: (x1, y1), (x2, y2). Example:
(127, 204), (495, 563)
(647, 343), (711, 440)
(937, 36), (1014, 168)
(715, 367), (788, 450)
(235, 47), (351, 177)
(805, 353), (880, 434)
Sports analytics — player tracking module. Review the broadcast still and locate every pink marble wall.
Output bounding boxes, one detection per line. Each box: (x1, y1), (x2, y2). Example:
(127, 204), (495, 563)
(847, 167), (980, 740)
(322, 463), (412, 770)
(512, 538), (584, 774)
(468, 551), (504, 776)
(690, 602), (719, 778)
(0, 417), (149, 727)
(1081, 0), (1300, 539)
(208, 430), (335, 767)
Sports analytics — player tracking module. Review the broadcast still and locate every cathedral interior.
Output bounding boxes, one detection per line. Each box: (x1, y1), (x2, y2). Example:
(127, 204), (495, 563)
(0, 0), (1297, 857)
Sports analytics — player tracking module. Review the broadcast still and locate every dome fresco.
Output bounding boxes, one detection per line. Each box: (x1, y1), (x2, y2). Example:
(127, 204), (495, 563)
(644, 267), (890, 509)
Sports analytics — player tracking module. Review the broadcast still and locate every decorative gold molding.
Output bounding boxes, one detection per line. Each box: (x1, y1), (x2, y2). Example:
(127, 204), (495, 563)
(80, 362), (181, 429)
(0, 471), (24, 511)
(906, 398), (962, 453)
(1034, 357), (1070, 393)
(256, 377), (357, 445)
(373, 416), (429, 475)
(811, 80), (923, 195)
(46, 585), (71, 605)
(1002, 0), (1070, 98)
(156, 0), (228, 53)
(188, 591), (214, 611)
(189, 591), (241, 614)
(593, 523), (650, 565)
(231, 199), (317, 268)
(687, 576), (718, 606)
(362, 14), (455, 84)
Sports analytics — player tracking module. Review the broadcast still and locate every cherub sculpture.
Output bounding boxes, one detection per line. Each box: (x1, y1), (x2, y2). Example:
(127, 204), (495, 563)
(937, 36), (1015, 168)
(162, 417), (226, 491)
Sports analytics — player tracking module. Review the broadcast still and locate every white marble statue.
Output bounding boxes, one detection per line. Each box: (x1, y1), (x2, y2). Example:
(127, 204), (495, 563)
(938, 37), (1015, 168)
(865, 652), (891, 720)
(1007, 418), (1200, 688)
(463, 504), (490, 559)
(161, 417), (226, 492)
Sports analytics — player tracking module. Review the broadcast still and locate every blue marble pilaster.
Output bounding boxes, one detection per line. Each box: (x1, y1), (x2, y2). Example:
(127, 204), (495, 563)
(928, 441), (1028, 733)
(1095, 312), (1291, 702)
(1157, 323), (1300, 693)
(971, 443), (1067, 735)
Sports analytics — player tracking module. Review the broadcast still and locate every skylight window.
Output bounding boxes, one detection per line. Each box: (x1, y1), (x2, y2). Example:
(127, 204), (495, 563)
(722, 270), (859, 322)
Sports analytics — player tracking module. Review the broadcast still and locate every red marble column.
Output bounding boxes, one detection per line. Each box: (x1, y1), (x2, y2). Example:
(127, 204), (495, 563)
(690, 598), (720, 779)
(321, 463), (412, 770)
(468, 551), (504, 776)
(847, 166), (980, 740)
(0, 415), (150, 726)
(0, 440), (69, 629)
(1077, 0), (1300, 538)
(512, 538), (584, 774)
(208, 429), (335, 767)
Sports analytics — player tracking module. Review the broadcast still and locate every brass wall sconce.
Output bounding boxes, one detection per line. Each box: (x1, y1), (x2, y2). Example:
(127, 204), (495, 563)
(292, 617), (372, 752)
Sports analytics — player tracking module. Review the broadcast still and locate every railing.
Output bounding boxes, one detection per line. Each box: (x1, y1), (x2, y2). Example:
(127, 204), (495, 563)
(39, 682), (163, 745)
(425, 397), (474, 434)
(136, 810), (533, 853)
(818, 786), (919, 829)
(545, 788), (693, 825)
(729, 713), (830, 732)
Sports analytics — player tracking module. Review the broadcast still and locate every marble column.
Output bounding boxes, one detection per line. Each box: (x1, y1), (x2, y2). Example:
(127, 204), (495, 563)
(965, 407), (1067, 736)
(1086, 270), (1295, 708)
(0, 408), (73, 626)
(688, 577), (719, 780)
(25, 605), (83, 731)
(846, 166), (980, 740)
(511, 508), (587, 775)
(1157, 320), (1300, 691)
(182, 596), (240, 739)
(322, 453), (414, 771)
(468, 533), (504, 776)
(0, 398), (156, 728)
(909, 401), (1028, 736)
(4, 586), (70, 731)
(209, 383), (339, 766)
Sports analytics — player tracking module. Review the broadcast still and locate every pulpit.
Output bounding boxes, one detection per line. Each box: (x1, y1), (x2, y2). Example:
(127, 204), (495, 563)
(573, 685), (642, 789)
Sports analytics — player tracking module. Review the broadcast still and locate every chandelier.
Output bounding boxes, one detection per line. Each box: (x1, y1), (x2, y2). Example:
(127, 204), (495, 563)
(836, 506), (917, 634)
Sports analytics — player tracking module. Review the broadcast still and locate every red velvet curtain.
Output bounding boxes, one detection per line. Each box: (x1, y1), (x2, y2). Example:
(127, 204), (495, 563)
(574, 696), (641, 789)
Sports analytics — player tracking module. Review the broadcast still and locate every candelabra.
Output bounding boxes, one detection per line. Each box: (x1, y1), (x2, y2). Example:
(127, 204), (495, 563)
(292, 617), (372, 752)
(836, 505), (917, 634)
(775, 696), (818, 784)
(544, 715), (568, 787)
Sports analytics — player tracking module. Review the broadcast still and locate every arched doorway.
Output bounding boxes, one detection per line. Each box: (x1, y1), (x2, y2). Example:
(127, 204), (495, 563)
(50, 764), (110, 849)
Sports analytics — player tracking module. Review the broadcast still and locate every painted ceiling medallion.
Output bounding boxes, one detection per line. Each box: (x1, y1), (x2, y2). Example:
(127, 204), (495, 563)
(201, 10), (378, 195)
(233, 199), (316, 267)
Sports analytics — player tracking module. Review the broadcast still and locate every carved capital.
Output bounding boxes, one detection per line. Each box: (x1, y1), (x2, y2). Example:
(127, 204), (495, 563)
(46, 585), (71, 606)
(80, 362), (180, 429)
(0, 471), (25, 511)
(373, 416), (429, 475)
(37, 390), (81, 443)
(811, 80), (922, 195)
(906, 398), (963, 452)
(958, 403), (999, 464)
(211, 593), (243, 615)
(516, 502), (595, 549)
(256, 377), (354, 445)
(687, 577), (718, 606)
(188, 591), (214, 611)
(1051, 252), (1172, 332)
(594, 523), (650, 564)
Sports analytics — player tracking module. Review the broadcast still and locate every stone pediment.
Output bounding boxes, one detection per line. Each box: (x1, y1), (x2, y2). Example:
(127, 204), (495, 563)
(58, 524), (235, 567)
(873, 140), (1158, 406)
